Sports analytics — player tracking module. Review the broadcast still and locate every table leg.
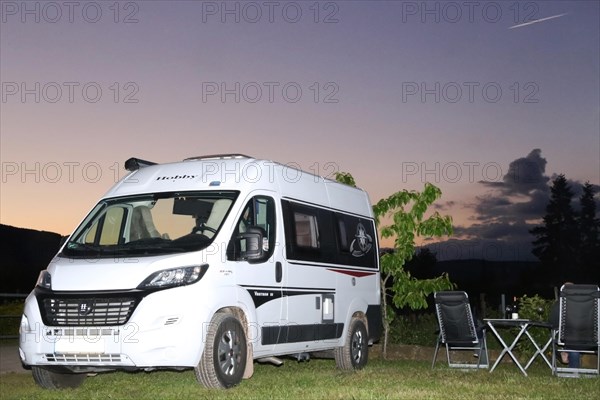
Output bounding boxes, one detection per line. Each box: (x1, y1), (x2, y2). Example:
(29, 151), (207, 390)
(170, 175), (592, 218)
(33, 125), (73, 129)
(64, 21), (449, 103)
(523, 329), (552, 370)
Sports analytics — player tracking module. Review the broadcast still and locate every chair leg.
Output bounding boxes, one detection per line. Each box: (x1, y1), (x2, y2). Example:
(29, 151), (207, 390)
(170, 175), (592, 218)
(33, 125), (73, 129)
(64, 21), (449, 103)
(445, 343), (452, 367)
(481, 336), (489, 368)
(551, 341), (557, 376)
(597, 346), (599, 375)
(596, 345), (600, 375)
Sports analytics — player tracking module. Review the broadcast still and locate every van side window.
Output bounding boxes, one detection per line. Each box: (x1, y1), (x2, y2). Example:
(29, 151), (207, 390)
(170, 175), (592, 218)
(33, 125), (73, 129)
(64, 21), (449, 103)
(338, 218), (351, 252)
(282, 200), (328, 262)
(282, 199), (377, 269)
(294, 211), (320, 249)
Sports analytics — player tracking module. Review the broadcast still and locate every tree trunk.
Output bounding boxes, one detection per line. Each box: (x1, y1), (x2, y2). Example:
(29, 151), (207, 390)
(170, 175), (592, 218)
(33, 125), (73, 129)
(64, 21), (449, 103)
(381, 276), (390, 360)
(479, 293), (486, 318)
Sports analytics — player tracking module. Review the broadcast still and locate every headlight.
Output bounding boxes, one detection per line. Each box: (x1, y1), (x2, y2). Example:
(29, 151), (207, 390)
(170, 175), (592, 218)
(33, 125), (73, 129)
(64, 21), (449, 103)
(137, 264), (208, 290)
(36, 270), (51, 289)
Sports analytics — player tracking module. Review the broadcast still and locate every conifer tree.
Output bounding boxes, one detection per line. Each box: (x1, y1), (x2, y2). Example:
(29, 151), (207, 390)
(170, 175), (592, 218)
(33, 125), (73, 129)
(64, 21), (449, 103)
(531, 175), (578, 284)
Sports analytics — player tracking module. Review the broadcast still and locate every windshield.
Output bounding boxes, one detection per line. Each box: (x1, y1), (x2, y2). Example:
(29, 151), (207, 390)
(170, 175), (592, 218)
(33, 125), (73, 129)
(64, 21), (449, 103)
(62, 191), (238, 258)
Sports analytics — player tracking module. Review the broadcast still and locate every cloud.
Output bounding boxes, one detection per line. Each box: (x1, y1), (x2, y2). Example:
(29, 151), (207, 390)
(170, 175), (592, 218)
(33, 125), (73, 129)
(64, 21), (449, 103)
(508, 13), (568, 30)
(454, 220), (532, 241)
(438, 149), (552, 260)
(480, 149), (549, 196)
(428, 149), (598, 261)
(433, 200), (456, 211)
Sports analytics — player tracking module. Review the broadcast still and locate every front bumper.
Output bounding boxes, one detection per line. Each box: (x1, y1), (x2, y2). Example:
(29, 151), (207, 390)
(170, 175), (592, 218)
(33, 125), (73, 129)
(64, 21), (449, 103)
(19, 287), (210, 371)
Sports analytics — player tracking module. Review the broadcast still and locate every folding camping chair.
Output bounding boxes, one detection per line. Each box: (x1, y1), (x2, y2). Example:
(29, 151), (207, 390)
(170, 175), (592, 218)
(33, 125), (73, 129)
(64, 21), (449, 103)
(432, 291), (489, 369)
(552, 284), (600, 377)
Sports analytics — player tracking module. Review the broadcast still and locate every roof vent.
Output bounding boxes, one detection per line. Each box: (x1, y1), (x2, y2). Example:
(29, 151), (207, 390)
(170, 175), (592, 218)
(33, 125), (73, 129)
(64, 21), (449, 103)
(124, 158), (157, 171)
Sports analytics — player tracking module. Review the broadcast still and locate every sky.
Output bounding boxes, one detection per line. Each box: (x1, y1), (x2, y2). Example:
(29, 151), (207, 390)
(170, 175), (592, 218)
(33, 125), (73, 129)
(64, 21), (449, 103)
(1, 0), (599, 261)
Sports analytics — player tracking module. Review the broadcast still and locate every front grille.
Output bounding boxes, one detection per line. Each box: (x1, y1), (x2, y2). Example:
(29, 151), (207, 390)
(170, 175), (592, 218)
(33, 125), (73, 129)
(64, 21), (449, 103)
(46, 353), (123, 363)
(41, 297), (137, 326)
(46, 327), (119, 337)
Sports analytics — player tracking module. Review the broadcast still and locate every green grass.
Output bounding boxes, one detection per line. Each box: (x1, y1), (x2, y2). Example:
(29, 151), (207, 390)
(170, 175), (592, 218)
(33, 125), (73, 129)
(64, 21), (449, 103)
(2, 303), (597, 399)
(1, 358), (598, 400)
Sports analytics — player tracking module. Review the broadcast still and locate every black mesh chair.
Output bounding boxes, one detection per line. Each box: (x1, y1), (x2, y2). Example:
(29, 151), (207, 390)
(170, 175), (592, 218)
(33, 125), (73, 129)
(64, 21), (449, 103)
(552, 284), (600, 377)
(432, 291), (488, 369)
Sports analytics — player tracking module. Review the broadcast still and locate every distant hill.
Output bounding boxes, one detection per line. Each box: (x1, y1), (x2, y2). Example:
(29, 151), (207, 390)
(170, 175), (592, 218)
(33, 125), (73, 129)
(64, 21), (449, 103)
(0, 224), (62, 293)
(380, 247), (547, 306)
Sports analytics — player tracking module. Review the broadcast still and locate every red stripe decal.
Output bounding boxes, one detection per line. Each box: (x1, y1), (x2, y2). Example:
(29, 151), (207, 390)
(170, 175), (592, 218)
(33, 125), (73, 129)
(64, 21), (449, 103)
(327, 269), (376, 278)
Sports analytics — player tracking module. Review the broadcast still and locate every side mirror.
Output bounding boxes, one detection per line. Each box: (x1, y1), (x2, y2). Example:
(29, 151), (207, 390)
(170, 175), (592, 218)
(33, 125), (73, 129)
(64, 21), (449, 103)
(228, 226), (267, 263)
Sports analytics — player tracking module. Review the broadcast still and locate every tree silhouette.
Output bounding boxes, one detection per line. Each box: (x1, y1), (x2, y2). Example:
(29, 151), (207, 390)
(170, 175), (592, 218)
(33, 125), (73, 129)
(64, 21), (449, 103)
(578, 182), (600, 282)
(405, 248), (438, 280)
(530, 174), (578, 285)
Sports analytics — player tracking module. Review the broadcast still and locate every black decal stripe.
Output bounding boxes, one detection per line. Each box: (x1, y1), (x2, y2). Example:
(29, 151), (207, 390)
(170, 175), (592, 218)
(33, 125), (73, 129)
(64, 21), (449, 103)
(288, 261), (378, 271)
(242, 286), (336, 309)
(247, 289), (282, 308)
(282, 290), (324, 297)
(241, 285), (335, 292)
(262, 323), (344, 345)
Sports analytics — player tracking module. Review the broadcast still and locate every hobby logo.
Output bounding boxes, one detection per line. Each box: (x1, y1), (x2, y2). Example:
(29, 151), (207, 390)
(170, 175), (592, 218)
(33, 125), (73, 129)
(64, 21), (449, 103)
(156, 175), (197, 181)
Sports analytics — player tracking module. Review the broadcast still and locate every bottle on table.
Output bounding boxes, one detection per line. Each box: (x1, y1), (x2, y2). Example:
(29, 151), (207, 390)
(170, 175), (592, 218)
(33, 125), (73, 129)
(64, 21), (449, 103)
(511, 296), (519, 319)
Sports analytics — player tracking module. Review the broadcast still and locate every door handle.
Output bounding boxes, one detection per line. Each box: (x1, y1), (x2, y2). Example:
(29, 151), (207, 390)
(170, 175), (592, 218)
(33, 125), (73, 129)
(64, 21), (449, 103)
(275, 261), (282, 283)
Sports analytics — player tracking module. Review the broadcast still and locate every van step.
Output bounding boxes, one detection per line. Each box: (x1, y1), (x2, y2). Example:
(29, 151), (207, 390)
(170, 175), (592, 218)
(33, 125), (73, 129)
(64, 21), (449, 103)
(295, 353), (310, 362)
(257, 357), (284, 366)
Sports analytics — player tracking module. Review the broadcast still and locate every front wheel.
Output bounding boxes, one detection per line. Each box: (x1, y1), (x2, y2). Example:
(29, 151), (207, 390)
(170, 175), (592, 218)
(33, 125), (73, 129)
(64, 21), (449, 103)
(195, 313), (247, 389)
(335, 318), (368, 370)
(32, 366), (86, 389)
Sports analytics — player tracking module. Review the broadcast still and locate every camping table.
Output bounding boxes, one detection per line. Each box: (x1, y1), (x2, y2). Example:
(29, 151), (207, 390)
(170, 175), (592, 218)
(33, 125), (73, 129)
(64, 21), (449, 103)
(484, 319), (553, 376)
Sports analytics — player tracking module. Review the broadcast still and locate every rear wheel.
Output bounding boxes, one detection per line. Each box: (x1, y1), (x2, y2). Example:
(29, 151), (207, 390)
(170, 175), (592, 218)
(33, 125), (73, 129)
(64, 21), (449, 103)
(335, 318), (368, 370)
(32, 366), (86, 389)
(195, 313), (247, 389)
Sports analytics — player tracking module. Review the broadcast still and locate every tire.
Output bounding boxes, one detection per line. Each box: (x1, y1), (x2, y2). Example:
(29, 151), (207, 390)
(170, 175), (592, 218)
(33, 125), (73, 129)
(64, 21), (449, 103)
(31, 366), (86, 389)
(335, 318), (368, 370)
(195, 313), (247, 389)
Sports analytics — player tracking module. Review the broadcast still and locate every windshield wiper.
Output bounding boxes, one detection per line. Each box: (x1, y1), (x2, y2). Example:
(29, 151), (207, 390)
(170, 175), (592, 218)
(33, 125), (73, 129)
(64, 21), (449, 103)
(125, 237), (167, 247)
(61, 242), (107, 258)
(116, 238), (188, 253)
(66, 242), (104, 252)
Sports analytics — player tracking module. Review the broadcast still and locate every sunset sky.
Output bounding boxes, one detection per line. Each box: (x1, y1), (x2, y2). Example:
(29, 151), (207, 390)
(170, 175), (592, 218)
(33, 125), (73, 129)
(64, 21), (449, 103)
(1, 1), (599, 261)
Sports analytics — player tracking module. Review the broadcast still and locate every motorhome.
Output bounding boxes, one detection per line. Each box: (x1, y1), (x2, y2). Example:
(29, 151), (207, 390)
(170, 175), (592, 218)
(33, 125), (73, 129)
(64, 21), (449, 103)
(19, 154), (381, 389)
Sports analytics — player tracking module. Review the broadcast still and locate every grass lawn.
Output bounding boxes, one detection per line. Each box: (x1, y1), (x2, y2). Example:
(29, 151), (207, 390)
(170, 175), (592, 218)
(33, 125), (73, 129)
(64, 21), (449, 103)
(1, 357), (598, 400)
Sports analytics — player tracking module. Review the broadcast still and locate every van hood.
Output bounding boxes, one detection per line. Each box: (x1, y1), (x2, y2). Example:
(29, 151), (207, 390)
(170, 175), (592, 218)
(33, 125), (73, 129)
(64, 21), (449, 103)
(46, 253), (205, 291)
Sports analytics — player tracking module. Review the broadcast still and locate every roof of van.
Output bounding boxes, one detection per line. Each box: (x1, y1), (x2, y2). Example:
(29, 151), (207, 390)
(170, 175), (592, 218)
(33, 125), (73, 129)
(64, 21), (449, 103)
(103, 155), (374, 218)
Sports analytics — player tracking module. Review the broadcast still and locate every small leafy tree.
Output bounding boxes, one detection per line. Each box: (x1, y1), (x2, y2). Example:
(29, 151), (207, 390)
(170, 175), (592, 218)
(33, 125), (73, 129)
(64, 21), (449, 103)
(335, 173), (454, 358)
(375, 184), (454, 357)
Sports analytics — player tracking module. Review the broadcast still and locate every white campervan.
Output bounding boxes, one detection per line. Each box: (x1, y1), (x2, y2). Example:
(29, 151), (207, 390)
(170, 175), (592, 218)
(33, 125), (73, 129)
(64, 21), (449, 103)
(19, 154), (381, 389)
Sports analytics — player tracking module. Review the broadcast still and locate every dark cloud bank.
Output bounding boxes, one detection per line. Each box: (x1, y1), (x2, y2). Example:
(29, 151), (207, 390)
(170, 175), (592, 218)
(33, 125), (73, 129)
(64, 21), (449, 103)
(427, 149), (599, 261)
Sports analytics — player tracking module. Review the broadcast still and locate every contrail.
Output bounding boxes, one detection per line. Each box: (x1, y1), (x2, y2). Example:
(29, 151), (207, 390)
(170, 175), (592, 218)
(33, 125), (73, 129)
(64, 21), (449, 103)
(509, 13), (567, 29)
